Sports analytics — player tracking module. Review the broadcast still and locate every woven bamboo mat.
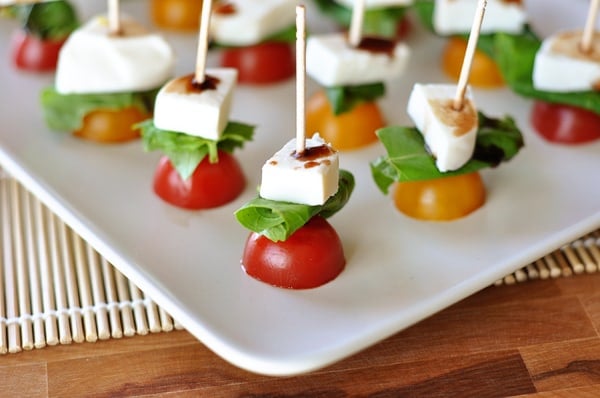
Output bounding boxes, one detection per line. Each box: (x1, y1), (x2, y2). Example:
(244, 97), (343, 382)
(0, 170), (599, 354)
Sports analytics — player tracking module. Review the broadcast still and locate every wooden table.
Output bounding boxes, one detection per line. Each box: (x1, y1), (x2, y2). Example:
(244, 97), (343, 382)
(2, 272), (600, 397)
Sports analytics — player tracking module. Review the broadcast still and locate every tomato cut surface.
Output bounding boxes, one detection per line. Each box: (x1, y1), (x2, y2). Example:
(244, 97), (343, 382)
(306, 90), (383, 151)
(11, 30), (66, 72)
(74, 107), (148, 143)
(442, 37), (504, 88)
(241, 216), (345, 289)
(153, 151), (245, 210)
(150, 0), (202, 31)
(531, 101), (600, 144)
(220, 41), (295, 84)
(393, 172), (486, 221)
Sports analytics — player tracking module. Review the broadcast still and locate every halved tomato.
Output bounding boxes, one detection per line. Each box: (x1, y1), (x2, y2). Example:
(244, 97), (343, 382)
(220, 41), (295, 85)
(531, 101), (600, 144)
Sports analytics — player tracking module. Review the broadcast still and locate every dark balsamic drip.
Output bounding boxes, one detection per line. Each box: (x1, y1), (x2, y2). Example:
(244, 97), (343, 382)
(214, 2), (237, 15)
(292, 144), (335, 162)
(189, 75), (221, 92)
(357, 37), (396, 57)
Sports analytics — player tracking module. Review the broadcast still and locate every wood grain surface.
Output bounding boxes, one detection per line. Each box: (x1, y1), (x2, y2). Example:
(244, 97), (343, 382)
(3, 272), (600, 397)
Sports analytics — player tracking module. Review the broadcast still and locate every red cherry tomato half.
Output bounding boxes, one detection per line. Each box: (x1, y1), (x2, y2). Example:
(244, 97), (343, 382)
(10, 30), (66, 72)
(220, 41), (295, 85)
(153, 151), (246, 210)
(531, 101), (600, 144)
(241, 216), (346, 289)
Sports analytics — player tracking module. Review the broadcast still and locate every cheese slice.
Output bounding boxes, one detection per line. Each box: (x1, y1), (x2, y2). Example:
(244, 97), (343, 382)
(55, 15), (175, 94)
(333, 0), (414, 9)
(260, 134), (339, 206)
(210, 0), (296, 46)
(533, 30), (600, 92)
(306, 33), (410, 87)
(407, 84), (478, 172)
(433, 0), (526, 35)
(153, 68), (238, 140)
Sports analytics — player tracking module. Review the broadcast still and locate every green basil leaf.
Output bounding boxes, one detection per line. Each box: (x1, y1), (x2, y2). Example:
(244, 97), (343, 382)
(40, 86), (159, 132)
(22, 1), (79, 40)
(495, 32), (600, 114)
(139, 121), (255, 181)
(370, 112), (524, 193)
(412, 0), (435, 32)
(325, 82), (385, 115)
(235, 169), (355, 242)
(312, 0), (406, 38)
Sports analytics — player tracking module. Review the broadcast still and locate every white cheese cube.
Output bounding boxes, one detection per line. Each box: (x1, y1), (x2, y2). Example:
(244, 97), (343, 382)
(407, 84), (478, 172)
(260, 134), (339, 206)
(433, 0), (527, 35)
(210, 0), (296, 46)
(153, 68), (237, 140)
(55, 15), (175, 94)
(533, 30), (600, 92)
(333, 0), (414, 9)
(306, 33), (410, 87)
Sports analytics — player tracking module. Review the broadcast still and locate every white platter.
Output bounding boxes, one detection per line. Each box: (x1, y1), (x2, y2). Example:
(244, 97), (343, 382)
(1, 0), (599, 376)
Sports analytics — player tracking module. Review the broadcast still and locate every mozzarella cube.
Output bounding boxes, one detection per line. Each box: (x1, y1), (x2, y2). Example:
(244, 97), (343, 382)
(407, 84), (478, 172)
(533, 30), (600, 92)
(260, 134), (339, 206)
(55, 15), (175, 94)
(433, 0), (526, 35)
(306, 33), (410, 87)
(153, 68), (237, 140)
(210, 0), (296, 46)
(333, 0), (414, 9)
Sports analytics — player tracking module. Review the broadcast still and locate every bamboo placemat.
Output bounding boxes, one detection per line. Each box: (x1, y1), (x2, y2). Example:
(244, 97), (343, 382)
(0, 170), (599, 354)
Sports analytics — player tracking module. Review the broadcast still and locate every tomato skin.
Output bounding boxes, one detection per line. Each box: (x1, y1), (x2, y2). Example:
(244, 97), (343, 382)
(393, 172), (486, 221)
(74, 107), (149, 143)
(442, 37), (504, 88)
(10, 30), (66, 72)
(220, 42), (295, 85)
(150, 0), (203, 31)
(241, 216), (345, 289)
(306, 90), (384, 150)
(153, 151), (245, 210)
(531, 101), (600, 144)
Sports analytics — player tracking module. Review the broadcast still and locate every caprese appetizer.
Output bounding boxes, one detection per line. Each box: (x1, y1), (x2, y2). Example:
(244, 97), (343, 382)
(313, 0), (414, 39)
(305, 1), (410, 150)
(1, 0), (79, 72)
(370, 83), (524, 220)
(150, 0), (203, 31)
(413, 0), (528, 88)
(494, 19), (600, 144)
(40, 13), (175, 143)
(235, 133), (355, 289)
(209, 0), (297, 85)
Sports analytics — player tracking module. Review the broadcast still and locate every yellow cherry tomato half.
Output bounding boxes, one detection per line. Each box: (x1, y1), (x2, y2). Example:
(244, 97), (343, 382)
(306, 90), (384, 151)
(393, 172), (486, 221)
(150, 0), (202, 32)
(73, 106), (149, 143)
(442, 37), (504, 88)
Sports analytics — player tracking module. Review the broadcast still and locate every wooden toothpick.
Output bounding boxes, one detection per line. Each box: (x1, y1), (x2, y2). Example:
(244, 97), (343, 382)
(453, 0), (487, 111)
(107, 0), (121, 35)
(296, 5), (306, 155)
(195, 0), (213, 84)
(581, 0), (599, 53)
(348, 0), (366, 47)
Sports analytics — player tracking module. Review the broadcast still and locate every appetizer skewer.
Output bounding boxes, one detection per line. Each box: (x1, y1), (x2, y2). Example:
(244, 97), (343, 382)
(40, 0), (174, 143)
(235, 6), (355, 289)
(139, 0), (254, 210)
(305, 0), (410, 150)
(371, 0), (524, 221)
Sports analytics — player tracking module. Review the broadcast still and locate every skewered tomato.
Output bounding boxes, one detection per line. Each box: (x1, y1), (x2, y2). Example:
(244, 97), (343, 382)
(220, 41), (295, 85)
(531, 101), (600, 144)
(442, 37), (504, 88)
(393, 172), (486, 221)
(150, 0), (203, 31)
(74, 107), (149, 143)
(306, 90), (384, 150)
(11, 30), (66, 72)
(153, 151), (245, 210)
(241, 216), (345, 289)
